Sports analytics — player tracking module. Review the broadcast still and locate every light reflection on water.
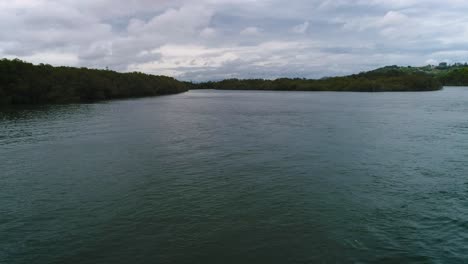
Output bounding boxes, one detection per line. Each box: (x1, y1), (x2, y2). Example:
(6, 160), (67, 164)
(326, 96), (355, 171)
(1, 88), (468, 263)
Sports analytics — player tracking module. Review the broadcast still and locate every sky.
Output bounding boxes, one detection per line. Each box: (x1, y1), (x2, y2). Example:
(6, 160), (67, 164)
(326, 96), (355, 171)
(1, 0), (468, 81)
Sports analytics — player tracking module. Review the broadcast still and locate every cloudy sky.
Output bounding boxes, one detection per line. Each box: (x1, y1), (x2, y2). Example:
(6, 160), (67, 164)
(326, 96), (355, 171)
(2, 0), (468, 81)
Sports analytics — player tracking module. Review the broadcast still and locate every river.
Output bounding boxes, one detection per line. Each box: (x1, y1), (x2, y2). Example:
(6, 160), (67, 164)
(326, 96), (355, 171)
(1, 88), (468, 263)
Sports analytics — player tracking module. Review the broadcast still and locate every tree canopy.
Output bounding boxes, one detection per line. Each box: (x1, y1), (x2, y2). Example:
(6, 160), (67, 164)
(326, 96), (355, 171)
(4, 59), (467, 106)
(0, 59), (189, 105)
(195, 67), (442, 92)
(439, 67), (468, 86)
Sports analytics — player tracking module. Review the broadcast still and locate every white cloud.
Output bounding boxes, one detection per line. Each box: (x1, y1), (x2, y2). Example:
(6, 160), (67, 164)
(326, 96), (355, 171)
(379, 11), (408, 26)
(240, 27), (261, 35)
(127, 5), (213, 37)
(200, 27), (217, 38)
(292, 21), (310, 34)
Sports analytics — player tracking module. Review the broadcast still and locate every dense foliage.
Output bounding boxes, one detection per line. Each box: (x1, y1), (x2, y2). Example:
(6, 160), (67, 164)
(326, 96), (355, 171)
(196, 67), (442, 92)
(0, 59), (188, 105)
(439, 67), (468, 86)
(4, 58), (468, 106)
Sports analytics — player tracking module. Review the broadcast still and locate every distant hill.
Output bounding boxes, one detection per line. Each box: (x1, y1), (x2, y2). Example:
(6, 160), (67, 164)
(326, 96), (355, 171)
(196, 66), (443, 92)
(0, 59), (189, 105)
(376, 64), (468, 86)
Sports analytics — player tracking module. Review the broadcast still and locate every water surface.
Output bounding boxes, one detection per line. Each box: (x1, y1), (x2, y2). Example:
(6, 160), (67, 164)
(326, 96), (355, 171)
(1, 88), (468, 263)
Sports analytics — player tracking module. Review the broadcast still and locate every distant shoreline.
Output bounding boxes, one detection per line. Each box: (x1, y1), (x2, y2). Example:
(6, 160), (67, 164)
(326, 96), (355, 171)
(3, 59), (468, 105)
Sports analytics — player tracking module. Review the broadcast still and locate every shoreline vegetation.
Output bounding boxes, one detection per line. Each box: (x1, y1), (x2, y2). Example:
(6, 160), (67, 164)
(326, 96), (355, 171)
(0, 59), (188, 105)
(195, 67), (442, 92)
(1, 59), (468, 105)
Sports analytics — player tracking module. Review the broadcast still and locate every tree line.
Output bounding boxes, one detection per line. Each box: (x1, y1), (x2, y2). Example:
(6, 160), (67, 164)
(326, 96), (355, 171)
(4, 59), (468, 105)
(439, 67), (468, 86)
(0, 59), (189, 105)
(194, 67), (443, 92)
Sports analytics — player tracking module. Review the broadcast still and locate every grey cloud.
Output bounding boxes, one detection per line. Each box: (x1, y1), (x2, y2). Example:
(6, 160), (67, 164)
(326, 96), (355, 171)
(1, 0), (468, 80)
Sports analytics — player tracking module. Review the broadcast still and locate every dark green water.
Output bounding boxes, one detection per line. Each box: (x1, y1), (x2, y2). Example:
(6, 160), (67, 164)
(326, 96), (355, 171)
(1, 88), (468, 263)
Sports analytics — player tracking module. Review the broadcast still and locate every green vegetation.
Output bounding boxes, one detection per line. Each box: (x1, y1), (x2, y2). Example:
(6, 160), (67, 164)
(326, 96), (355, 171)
(196, 67), (442, 92)
(3, 59), (468, 106)
(437, 67), (468, 86)
(0, 59), (188, 105)
(379, 63), (468, 86)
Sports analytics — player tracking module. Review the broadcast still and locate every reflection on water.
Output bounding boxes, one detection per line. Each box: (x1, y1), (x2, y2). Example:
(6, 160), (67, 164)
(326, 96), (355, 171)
(0, 104), (99, 147)
(1, 88), (468, 263)
(0, 103), (101, 122)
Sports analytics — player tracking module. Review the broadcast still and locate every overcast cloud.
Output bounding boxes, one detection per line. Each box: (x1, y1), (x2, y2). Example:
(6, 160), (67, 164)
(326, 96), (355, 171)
(1, 0), (468, 81)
